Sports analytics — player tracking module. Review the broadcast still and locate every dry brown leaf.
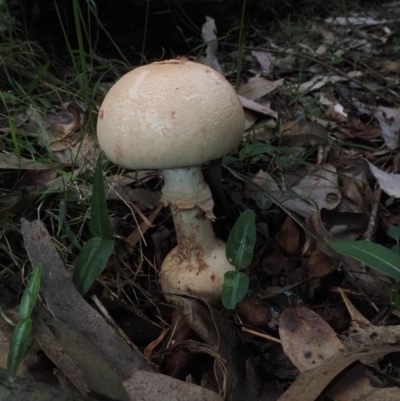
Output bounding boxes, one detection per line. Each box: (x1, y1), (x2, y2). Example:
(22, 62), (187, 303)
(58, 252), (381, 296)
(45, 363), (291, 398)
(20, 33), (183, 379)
(374, 106), (400, 149)
(236, 298), (271, 326)
(251, 50), (275, 72)
(338, 287), (370, 327)
(199, 16), (222, 73)
(275, 217), (301, 254)
(0, 187), (46, 219)
(288, 165), (341, 213)
(281, 121), (328, 146)
(44, 317), (130, 401)
(0, 153), (51, 170)
(277, 345), (400, 401)
(123, 371), (222, 401)
(144, 327), (169, 360)
(326, 363), (400, 401)
(297, 75), (348, 94)
(325, 104), (348, 122)
(54, 129), (98, 164)
(347, 116), (382, 139)
(324, 15), (387, 26)
(374, 59), (400, 72)
(279, 305), (345, 372)
(340, 168), (370, 212)
(124, 203), (163, 249)
(238, 95), (278, 119)
(35, 316), (92, 395)
(0, 368), (95, 401)
(368, 162), (400, 197)
(238, 77), (284, 101)
(343, 322), (400, 353)
(33, 103), (83, 151)
(250, 166), (341, 218)
(307, 210), (364, 270)
(304, 245), (336, 298)
(17, 170), (58, 187)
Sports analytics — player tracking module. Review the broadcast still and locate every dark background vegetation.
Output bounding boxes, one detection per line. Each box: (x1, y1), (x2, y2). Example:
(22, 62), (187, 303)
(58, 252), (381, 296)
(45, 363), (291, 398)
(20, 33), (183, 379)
(12, 0), (389, 64)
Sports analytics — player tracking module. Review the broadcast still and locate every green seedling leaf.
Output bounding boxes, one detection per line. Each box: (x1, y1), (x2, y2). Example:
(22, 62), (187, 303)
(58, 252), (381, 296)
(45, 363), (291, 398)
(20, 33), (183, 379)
(222, 155), (237, 166)
(392, 245), (400, 255)
(388, 226), (400, 242)
(239, 143), (275, 159)
(64, 219), (83, 252)
(226, 209), (256, 270)
(328, 240), (400, 281)
(255, 191), (272, 211)
(72, 237), (114, 294)
(90, 154), (111, 240)
(19, 264), (42, 320)
(239, 143), (294, 160)
(385, 196), (395, 207)
(58, 199), (66, 235)
(221, 271), (249, 309)
(7, 318), (32, 374)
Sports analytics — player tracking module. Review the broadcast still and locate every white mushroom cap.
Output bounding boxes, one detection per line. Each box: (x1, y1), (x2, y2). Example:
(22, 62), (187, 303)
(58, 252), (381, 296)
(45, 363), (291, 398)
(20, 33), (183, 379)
(97, 59), (245, 170)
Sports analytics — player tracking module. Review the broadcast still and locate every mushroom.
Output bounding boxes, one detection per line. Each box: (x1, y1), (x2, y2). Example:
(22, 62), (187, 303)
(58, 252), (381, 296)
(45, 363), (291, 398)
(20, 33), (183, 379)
(97, 59), (245, 305)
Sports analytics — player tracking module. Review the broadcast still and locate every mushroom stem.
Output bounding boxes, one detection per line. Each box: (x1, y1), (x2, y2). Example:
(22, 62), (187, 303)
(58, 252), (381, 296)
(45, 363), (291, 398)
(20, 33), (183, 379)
(168, 206), (216, 260)
(162, 167), (215, 218)
(160, 167), (235, 305)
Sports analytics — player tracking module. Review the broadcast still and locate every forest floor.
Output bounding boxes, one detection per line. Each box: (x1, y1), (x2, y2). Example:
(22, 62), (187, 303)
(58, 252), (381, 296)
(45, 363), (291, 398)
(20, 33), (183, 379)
(1, 1), (400, 401)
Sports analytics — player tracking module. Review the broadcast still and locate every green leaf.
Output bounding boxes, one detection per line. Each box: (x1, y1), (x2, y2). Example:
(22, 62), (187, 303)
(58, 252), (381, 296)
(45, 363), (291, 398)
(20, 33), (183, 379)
(72, 237), (114, 294)
(385, 196), (395, 207)
(226, 209), (256, 270)
(90, 154), (111, 240)
(328, 240), (400, 281)
(392, 244), (400, 255)
(221, 271), (249, 309)
(388, 226), (400, 242)
(239, 143), (275, 159)
(19, 264), (42, 320)
(255, 191), (272, 211)
(222, 155), (237, 166)
(7, 318), (32, 374)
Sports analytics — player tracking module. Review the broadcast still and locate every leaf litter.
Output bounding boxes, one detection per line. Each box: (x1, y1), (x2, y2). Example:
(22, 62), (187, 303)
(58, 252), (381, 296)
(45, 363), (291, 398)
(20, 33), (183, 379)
(2, 2), (400, 401)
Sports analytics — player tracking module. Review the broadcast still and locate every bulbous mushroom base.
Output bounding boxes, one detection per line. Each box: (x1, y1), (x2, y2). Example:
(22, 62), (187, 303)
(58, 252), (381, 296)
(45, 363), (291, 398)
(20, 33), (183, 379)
(160, 239), (234, 306)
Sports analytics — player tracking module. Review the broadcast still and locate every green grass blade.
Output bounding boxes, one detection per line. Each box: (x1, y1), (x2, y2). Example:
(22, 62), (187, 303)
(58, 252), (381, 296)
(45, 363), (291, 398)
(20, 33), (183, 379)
(72, 0), (90, 105)
(57, 200), (66, 235)
(221, 271), (249, 309)
(7, 319), (32, 374)
(64, 219), (83, 252)
(72, 237), (115, 294)
(226, 209), (256, 270)
(19, 264), (42, 320)
(235, 0), (247, 90)
(90, 154), (111, 240)
(26, 63), (50, 96)
(328, 240), (400, 281)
